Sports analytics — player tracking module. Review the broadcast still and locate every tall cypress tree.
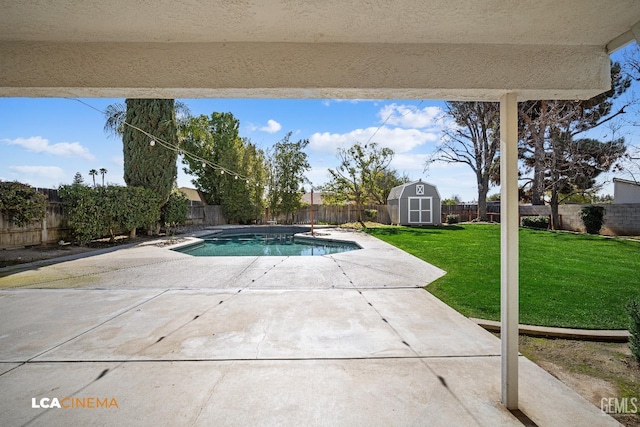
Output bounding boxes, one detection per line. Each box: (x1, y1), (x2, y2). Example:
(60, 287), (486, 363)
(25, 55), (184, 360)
(121, 99), (178, 206)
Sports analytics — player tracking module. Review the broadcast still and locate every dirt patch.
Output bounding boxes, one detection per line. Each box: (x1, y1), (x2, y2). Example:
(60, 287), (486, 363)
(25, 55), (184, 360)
(0, 244), (101, 268)
(0, 225), (207, 268)
(338, 221), (386, 230)
(519, 335), (640, 426)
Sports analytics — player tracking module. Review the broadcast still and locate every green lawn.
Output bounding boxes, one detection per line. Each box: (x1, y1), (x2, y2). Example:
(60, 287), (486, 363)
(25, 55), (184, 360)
(366, 224), (640, 330)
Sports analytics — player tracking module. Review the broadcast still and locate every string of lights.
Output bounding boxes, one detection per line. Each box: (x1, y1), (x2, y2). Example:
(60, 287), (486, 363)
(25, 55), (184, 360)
(69, 97), (426, 186)
(67, 98), (255, 185)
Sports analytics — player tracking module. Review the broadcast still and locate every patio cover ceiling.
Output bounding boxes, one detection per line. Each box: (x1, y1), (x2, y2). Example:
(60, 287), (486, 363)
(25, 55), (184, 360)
(1, 1), (640, 101)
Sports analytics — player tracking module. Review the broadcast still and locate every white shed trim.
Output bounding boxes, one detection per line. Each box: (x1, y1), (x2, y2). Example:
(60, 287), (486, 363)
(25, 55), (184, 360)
(407, 197), (433, 224)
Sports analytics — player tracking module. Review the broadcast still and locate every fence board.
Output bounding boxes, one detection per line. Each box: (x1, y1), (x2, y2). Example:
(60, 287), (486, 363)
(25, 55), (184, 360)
(266, 204), (390, 225)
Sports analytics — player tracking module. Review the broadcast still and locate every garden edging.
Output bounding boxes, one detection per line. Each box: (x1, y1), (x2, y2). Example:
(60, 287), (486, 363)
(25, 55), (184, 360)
(471, 317), (630, 342)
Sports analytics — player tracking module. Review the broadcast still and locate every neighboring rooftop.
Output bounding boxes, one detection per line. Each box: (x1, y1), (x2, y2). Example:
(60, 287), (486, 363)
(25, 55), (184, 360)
(301, 191), (324, 205)
(613, 177), (640, 204)
(178, 187), (207, 205)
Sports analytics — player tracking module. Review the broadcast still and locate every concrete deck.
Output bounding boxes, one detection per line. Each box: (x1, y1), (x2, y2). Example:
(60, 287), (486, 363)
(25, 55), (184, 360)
(0, 228), (619, 426)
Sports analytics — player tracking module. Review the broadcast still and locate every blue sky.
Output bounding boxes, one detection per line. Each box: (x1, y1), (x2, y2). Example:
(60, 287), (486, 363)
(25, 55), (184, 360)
(0, 97), (483, 200)
(0, 46), (638, 203)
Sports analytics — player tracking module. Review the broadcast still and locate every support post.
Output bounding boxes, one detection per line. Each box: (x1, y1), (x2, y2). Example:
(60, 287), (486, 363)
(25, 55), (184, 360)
(500, 92), (519, 409)
(310, 189), (314, 235)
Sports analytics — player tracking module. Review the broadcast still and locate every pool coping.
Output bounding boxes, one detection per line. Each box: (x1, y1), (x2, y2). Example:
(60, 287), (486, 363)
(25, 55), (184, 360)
(165, 226), (364, 255)
(0, 226), (619, 426)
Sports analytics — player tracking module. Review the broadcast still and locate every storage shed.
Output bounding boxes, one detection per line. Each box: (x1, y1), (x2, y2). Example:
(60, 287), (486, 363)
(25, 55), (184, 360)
(387, 180), (441, 226)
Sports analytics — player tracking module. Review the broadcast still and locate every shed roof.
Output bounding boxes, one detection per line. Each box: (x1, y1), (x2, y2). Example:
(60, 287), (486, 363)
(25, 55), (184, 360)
(387, 180), (438, 201)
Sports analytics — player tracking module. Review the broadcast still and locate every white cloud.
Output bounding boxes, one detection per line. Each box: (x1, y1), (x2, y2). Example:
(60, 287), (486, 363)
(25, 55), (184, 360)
(9, 165), (65, 181)
(259, 120), (282, 134)
(3, 136), (95, 160)
(302, 166), (332, 187)
(309, 126), (438, 155)
(378, 104), (444, 129)
(390, 153), (431, 173)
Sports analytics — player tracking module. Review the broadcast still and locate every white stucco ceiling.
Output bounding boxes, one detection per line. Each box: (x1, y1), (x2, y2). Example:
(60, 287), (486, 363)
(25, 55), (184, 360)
(1, 0), (639, 100)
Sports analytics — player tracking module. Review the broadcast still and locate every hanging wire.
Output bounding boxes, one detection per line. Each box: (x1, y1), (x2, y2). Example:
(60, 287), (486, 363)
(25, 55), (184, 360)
(67, 98), (253, 183)
(364, 100), (424, 146)
(70, 97), (425, 184)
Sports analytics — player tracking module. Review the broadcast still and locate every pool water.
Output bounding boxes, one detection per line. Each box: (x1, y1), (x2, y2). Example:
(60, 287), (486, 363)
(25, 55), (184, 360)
(174, 233), (360, 257)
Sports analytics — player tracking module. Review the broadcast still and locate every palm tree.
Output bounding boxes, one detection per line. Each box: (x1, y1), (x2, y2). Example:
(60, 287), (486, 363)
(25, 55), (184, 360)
(89, 169), (98, 187)
(99, 168), (108, 186)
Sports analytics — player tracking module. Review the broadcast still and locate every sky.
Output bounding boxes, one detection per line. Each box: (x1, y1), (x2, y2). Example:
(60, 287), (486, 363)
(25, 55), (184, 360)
(0, 97), (482, 201)
(1, 46), (638, 203)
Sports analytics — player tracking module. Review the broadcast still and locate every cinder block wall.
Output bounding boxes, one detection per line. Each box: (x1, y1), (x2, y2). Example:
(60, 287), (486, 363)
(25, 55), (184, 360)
(441, 203), (640, 236)
(558, 204), (640, 235)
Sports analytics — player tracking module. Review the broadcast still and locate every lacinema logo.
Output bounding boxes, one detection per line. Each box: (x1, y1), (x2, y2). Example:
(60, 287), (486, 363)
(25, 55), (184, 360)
(601, 397), (638, 414)
(32, 397), (119, 409)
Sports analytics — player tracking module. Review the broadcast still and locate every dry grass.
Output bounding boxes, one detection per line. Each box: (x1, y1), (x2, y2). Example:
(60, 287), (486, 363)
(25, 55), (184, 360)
(519, 335), (640, 426)
(338, 221), (387, 230)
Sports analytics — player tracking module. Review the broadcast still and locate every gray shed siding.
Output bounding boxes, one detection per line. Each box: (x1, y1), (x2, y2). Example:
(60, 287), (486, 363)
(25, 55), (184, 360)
(387, 180), (441, 226)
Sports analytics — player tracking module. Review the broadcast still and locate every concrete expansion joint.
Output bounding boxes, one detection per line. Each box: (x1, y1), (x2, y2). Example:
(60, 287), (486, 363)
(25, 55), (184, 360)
(241, 256), (288, 289)
(8, 354), (506, 364)
(22, 289), (170, 363)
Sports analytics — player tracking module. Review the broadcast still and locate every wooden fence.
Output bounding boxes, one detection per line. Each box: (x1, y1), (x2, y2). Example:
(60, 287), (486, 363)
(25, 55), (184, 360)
(0, 198), (69, 248)
(6, 193), (638, 249)
(1, 190), (392, 248)
(185, 203), (226, 226)
(441, 204), (556, 225)
(268, 204), (390, 225)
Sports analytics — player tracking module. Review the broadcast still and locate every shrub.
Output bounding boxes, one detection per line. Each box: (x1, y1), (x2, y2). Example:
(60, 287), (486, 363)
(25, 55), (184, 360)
(364, 209), (377, 221)
(59, 184), (161, 245)
(59, 183), (105, 245)
(106, 186), (161, 239)
(161, 189), (189, 235)
(627, 297), (640, 364)
(521, 216), (549, 229)
(579, 205), (605, 235)
(0, 181), (48, 227)
(446, 214), (460, 224)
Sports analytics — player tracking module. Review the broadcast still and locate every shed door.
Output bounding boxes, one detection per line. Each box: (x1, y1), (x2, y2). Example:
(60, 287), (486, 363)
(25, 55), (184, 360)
(408, 197), (432, 224)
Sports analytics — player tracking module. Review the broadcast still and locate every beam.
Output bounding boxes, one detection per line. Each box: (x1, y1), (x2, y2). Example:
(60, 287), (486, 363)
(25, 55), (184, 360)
(606, 20), (640, 53)
(0, 41), (610, 101)
(500, 92), (519, 409)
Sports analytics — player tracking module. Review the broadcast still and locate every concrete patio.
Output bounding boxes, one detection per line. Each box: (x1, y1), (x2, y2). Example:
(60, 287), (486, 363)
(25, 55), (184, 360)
(0, 228), (619, 426)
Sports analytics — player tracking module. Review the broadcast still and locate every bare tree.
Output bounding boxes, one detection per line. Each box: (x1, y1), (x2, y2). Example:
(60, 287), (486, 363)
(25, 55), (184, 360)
(323, 142), (394, 224)
(621, 43), (640, 182)
(518, 62), (631, 228)
(427, 102), (500, 220)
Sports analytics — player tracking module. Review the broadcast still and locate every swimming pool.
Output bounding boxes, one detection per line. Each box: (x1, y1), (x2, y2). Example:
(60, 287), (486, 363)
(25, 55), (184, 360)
(173, 232), (361, 257)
